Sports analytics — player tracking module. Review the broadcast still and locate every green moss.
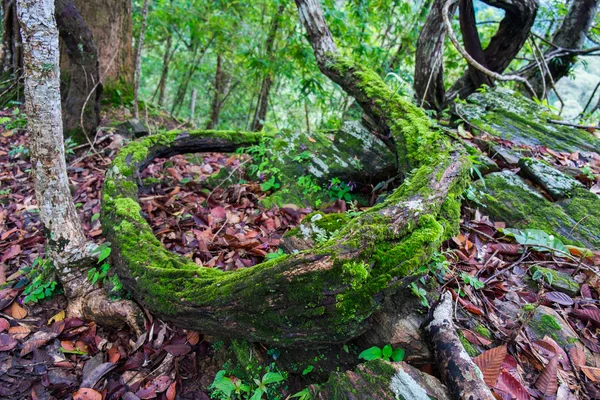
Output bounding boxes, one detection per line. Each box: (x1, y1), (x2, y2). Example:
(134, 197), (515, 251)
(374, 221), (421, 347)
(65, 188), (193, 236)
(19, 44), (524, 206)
(474, 324), (491, 340)
(531, 266), (580, 296)
(540, 315), (561, 331)
(476, 171), (600, 248)
(458, 331), (480, 357)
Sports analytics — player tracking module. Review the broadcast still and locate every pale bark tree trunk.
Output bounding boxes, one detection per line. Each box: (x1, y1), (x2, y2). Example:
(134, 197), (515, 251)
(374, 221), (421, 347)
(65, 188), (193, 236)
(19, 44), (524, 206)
(250, 1), (286, 132)
(189, 87), (197, 122)
(55, 0), (101, 138)
(527, 0), (600, 97)
(17, 0), (143, 334)
(133, 0), (150, 119)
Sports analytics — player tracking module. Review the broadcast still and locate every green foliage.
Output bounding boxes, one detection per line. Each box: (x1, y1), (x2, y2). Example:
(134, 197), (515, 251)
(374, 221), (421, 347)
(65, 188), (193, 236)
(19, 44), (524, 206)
(8, 144), (29, 158)
(210, 370), (285, 400)
(88, 243), (112, 285)
(264, 248), (285, 261)
(358, 344), (405, 363)
(327, 177), (353, 201)
(410, 282), (429, 308)
(22, 257), (59, 304)
(460, 272), (485, 290)
(501, 228), (568, 253)
(5, 107), (27, 130)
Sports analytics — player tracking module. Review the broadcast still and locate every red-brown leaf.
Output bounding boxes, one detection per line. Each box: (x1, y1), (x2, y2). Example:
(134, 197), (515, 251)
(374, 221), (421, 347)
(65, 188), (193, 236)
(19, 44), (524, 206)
(473, 345), (507, 386)
(570, 347), (586, 369)
(535, 356), (559, 396)
(164, 343), (191, 356)
(571, 307), (600, 326)
(495, 369), (529, 400)
(0, 333), (17, 351)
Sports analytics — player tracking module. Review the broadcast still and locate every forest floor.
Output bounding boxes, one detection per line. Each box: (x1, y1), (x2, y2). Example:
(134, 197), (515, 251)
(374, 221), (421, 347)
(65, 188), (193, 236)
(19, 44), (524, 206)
(1, 104), (600, 399)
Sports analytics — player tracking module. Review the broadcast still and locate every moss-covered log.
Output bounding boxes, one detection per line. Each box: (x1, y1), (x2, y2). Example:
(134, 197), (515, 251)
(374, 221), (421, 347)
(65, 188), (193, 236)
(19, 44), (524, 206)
(101, 0), (470, 347)
(102, 120), (468, 347)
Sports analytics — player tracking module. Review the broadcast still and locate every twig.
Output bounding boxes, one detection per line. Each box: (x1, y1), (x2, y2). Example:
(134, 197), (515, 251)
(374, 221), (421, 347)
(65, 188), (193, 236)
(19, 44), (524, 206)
(531, 37), (564, 114)
(441, 0), (537, 97)
(547, 119), (599, 130)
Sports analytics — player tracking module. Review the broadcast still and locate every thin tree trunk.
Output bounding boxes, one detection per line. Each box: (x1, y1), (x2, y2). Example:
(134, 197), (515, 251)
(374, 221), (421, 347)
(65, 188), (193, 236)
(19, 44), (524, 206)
(189, 87), (197, 122)
(133, 0), (150, 119)
(55, 0), (101, 138)
(153, 31), (172, 107)
(250, 1), (286, 131)
(18, 0), (144, 334)
(170, 36), (213, 115)
(206, 53), (231, 129)
(527, 0), (599, 97)
(459, 0), (494, 90)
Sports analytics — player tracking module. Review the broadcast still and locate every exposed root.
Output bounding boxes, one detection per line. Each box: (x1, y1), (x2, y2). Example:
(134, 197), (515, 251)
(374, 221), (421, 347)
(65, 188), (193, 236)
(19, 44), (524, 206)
(425, 291), (494, 400)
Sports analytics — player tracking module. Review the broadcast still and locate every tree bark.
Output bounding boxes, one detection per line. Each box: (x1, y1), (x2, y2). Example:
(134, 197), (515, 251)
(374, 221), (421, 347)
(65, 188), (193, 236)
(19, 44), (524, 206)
(153, 31), (173, 107)
(64, 0), (134, 86)
(55, 0), (101, 138)
(414, 0), (454, 111)
(18, 0), (144, 335)
(458, 0), (494, 90)
(527, 0), (600, 97)
(133, 0), (150, 119)
(1, 0), (23, 75)
(205, 53), (231, 129)
(250, 1), (286, 132)
(445, 0), (538, 102)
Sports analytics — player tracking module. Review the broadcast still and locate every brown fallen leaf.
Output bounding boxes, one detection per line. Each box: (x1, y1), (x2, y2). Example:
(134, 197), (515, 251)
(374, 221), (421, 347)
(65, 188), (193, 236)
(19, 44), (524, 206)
(0, 333), (17, 351)
(186, 331), (200, 345)
(581, 366), (600, 382)
(473, 345), (507, 386)
(0, 317), (9, 332)
(9, 325), (31, 340)
(535, 356), (559, 396)
(20, 330), (59, 356)
(10, 302), (27, 319)
(569, 347), (586, 369)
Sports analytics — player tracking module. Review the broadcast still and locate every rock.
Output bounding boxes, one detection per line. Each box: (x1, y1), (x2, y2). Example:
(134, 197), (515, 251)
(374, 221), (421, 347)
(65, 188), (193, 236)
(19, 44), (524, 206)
(527, 306), (579, 348)
(310, 359), (450, 400)
(475, 171), (600, 248)
(457, 88), (600, 154)
(261, 121), (398, 207)
(518, 158), (582, 200)
(489, 144), (522, 166)
(531, 266), (580, 297)
(358, 286), (431, 364)
(116, 119), (149, 139)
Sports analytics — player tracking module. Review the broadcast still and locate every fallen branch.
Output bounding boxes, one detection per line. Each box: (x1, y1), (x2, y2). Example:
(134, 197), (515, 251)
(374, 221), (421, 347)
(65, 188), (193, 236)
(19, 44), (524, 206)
(425, 291), (495, 400)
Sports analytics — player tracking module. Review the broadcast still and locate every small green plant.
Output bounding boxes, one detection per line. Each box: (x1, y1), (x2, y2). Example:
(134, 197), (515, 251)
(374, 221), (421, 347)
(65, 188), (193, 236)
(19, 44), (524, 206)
(358, 344), (405, 362)
(22, 257), (59, 303)
(460, 272), (485, 290)
(210, 370), (285, 400)
(581, 165), (597, 181)
(327, 177), (353, 201)
(265, 248), (285, 261)
(8, 144), (29, 158)
(260, 176), (281, 192)
(289, 388), (310, 399)
(6, 107), (27, 130)
(64, 137), (77, 156)
(297, 174), (321, 195)
(532, 268), (554, 286)
(410, 282), (429, 308)
(292, 151), (312, 163)
(87, 243), (112, 285)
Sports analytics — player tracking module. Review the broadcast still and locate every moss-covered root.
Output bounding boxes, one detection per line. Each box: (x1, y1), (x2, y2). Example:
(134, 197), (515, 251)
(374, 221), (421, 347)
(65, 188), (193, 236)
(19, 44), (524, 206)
(310, 359), (450, 400)
(101, 125), (469, 346)
(425, 292), (495, 400)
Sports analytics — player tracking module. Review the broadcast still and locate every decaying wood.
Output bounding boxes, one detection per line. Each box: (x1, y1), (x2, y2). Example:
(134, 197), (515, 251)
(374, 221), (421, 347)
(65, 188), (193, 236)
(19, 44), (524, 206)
(426, 291), (495, 400)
